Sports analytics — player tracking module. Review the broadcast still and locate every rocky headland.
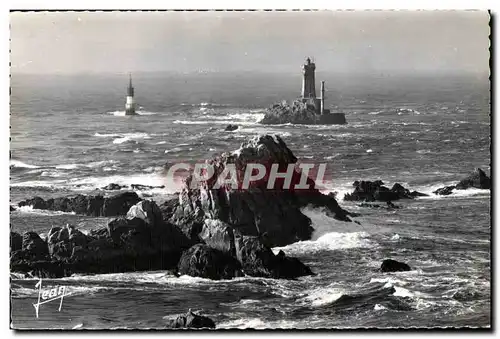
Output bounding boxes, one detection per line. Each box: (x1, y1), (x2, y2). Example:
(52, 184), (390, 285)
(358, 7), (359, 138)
(11, 135), (350, 280)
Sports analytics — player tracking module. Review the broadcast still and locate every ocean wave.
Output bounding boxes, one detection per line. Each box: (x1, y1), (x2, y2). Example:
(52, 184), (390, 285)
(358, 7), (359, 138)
(10, 160), (41, 169)
(273, 231), (373, 256)
(16, 205), (76, 216)
(107, 110), (156, 116)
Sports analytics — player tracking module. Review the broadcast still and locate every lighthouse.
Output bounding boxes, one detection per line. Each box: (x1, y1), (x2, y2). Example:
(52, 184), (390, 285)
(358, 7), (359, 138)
(301, 57), (316, 99)
(125, 74), (137, 115)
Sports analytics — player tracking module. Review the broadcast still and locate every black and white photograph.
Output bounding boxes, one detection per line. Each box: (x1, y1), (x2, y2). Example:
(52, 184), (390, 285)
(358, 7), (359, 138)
(8, 8), (491, 330)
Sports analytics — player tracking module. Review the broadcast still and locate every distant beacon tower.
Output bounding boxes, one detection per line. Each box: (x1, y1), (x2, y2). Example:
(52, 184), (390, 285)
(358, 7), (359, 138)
(301, 57), (316, 99)
(125, 74), (136, 115)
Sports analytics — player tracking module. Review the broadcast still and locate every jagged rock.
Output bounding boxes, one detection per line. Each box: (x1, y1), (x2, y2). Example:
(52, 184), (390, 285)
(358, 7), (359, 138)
(165, 310), (216, 329)
(381, 259), (411, 272)
(18, 192), (141, 217)
(344, 181), (426, 202)
(455, 168), (491, 190)
(433, 185), (456, 196)
(22, 231), (49, 260)
(101, 183), (127, 190)
(131, 184), (165, 190)
(199, 219), (236, 255)
(234, 235), (313, 279)
(47, 224), (90, 259)
(166, 135), (350, 247)
(177, 244), (242, 280)
(224, 124), (238, 131)
(10, 232), (22, 251)
(10, 205), (15, 212)
(126, 200), (164, 227)
(11, 201), (191, 278)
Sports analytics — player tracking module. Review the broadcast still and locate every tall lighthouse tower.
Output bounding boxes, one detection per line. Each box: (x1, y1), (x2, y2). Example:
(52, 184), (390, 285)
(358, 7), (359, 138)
(301, 57), (316, 99)
(125, 74), (136, 115)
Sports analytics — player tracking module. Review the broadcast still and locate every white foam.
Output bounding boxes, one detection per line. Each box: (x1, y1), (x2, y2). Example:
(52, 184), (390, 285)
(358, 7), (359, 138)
(112, 133), (150, 144)
(298, 285), (345, 307)
(16, 205), (76, 216)
(374, 304), (386, 311)
(55, 164), (79, 170)
(10, 160), (40, 169)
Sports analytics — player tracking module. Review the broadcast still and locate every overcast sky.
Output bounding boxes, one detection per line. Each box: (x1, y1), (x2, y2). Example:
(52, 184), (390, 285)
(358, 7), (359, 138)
(10, 11), (490, 75)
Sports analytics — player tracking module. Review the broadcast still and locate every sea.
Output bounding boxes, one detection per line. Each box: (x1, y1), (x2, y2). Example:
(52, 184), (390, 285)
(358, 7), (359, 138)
(9, 72), (491, 329)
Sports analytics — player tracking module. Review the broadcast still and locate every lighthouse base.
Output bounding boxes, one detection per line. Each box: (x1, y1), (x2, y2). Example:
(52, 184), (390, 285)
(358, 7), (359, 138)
(125, 108), (138, 116)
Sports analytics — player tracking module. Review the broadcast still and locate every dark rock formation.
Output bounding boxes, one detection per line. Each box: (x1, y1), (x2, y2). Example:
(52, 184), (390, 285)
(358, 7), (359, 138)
(260, 100), (346, 125)
(432, 168), (491, 196)
(101, 183), (127, 190)
(10, 232), (22, 251)
(18, 192), (141, 217)
(455, 168), (491, 190)
(433, 185), (456, 196)
(164, 135), (351, 248)
(235, 235), (313, 279)
(131, 184), (165, 190)
(344, 180), (427, 202)
(165, 310), (216, 329)
(177, 244), (242, 280)
(199, 219), (236, 255)
(224, 124), (238, 131)
(381, 259), (411, 272)
(10, 200), (191, 278)
(10, 205), (15, 212)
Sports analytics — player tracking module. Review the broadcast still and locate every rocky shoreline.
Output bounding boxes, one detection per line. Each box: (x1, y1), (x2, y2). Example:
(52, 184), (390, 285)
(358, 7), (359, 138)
(10, 135), (490, 283)
(10, 135), (347, 280)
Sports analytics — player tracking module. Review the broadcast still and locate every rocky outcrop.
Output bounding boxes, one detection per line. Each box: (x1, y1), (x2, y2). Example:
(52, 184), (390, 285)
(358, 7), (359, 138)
(10, 232), (22, 251)
(234, 235), (313, 279)
(433, 185), (455, 196)
(344, 181), (427, 202)
(10, 200), (191, 278)
(177, 244), (242, 280)
(199, 219), (236, 255)
(456, 168), (491, 190)
(433, 168), (491, 196)
(380, 259), (411, 272)
(260, 100), (318, 125)
(165, 310), (216, 329)
(224, 124), (238, 131)
(131, 184), (165, 190)
(101, 183), (126, 191)
(164, 135), (351, 248)
(17, 192), (141, 217)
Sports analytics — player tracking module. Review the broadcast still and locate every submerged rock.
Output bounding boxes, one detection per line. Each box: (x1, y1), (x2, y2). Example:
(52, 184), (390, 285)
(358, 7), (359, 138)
(344, 181), (427, 202)
(433, 185), (456, 196)
(18, 192), (141, 217)
(101, 183), (127, 190)
(224, 124), (238, 131)
(165, 310), (216, 329)
(130, 184), (165, 190)
(380, 259), (411, 272)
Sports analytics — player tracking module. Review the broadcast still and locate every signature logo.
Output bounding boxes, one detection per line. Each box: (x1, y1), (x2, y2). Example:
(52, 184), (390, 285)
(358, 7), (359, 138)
(32, 278), (71, 318)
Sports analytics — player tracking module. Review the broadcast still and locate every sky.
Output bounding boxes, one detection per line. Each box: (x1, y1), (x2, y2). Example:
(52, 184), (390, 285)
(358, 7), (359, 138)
(10, 10), (490, 75)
